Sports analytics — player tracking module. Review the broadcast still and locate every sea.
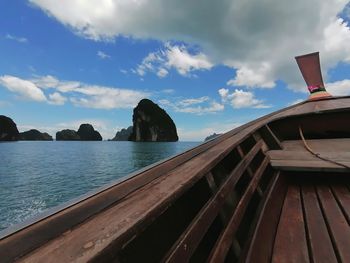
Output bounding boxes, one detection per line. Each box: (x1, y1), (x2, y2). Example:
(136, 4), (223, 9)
(0, 141), (199, 232)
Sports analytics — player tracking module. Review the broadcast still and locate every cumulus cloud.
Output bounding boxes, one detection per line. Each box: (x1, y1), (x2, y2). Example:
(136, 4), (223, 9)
(97, 50), (111, 59)
(5, 34), (28, 43)
(134, 43), (213, 77)
(219, 88), (271, 109)
(159, 96), (224, 115)
(0, 75), (47, 101)
(326, 79), (350, 96)
(48, 92), (67, 105)
(1, 74), (149, 109)
(30, 0), (350, 89)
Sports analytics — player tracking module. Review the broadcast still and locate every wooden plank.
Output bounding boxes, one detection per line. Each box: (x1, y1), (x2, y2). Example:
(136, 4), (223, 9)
(237, 145), (263, 196)
(317, 185), (350, 262)
(259, 125), (283, 150)
(281, 138), (350, 152)
(205, 172), (242, 257)
(244, 172), (287, 263)
(208, 156), (269, 263)
(270, 160), (350, 172)
(331, 184), (350, 224)
(268, 150), (350, 161)
(163, 141), (263, 263)
(302, 185), (337, 263)
(272, 185), (309, 263)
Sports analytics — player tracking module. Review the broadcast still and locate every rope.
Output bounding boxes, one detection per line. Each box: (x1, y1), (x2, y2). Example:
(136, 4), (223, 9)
(298, 126), (350, 170)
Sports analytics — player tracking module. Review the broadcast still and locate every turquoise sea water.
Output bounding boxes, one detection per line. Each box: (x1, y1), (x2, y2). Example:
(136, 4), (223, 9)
(0, 141), (199, 232)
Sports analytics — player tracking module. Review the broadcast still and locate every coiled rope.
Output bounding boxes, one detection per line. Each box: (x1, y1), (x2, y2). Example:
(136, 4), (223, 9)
(298, 126), (350, 170)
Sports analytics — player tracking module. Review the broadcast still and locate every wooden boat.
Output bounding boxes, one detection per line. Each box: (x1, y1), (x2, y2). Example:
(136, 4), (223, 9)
(1, 53), (350, 262)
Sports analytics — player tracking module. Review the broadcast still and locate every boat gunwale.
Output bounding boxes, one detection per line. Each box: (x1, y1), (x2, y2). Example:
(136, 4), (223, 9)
(0, 95), (310, 241)
(1, 95), (350, 262)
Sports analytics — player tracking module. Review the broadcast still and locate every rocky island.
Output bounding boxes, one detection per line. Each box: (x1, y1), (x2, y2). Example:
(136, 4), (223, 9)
(129, 99), (178, 142)
(0, 115), (19, 141)
(110, 126), (133, 141)
(56, 124), (102, 141)
(19, 129), (53, 141)
(77, 124), (102, 141)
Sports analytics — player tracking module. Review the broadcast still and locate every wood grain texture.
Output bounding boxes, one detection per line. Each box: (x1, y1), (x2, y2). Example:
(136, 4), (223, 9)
(272, 185), (309, 263)
(317, 185), (350, 262)
(208, 157), (269, 263)
(302, 185), (337, 263)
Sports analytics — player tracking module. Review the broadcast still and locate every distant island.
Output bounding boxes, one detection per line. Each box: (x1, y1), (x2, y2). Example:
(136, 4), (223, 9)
(110, 126), (133, 141)
(20, 129), (53, 141)
(1, 99), (179, 142)
(204, 133), (222, 141)
(56, 124), (102, 141)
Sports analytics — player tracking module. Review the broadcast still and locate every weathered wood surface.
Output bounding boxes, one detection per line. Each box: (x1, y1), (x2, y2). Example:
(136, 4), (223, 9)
(1, 96), (350, 262)
(281, 138), (350, 152)
(317, 185), (350, 262)
(272, 185), (310, 263)
(270, 177), (350, 263)
(244, 173), (286, 263)
(208, 157), (269, 262)
(302, 185), (338, 263)
(268, 138), (350, 172)
(164, 141), (263, 262)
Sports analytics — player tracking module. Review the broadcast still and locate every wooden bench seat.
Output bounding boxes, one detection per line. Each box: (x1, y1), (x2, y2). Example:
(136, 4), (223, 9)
(268, 139), (350, 172)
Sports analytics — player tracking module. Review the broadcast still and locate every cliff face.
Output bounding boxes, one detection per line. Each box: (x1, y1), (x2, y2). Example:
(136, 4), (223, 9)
(56, 129), (80, 141)
(0, 115), (19, 141)
(77, 124), (102, 141)
(111, 126), (133, 141)
(129, 99), (178, 142)
(19, 129), (53, 141)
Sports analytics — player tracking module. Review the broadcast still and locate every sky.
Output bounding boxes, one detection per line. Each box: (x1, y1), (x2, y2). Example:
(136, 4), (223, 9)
(0, 0), (350, 141)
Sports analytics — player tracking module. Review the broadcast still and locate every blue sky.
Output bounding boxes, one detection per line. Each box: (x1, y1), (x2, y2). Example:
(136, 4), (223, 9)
(0, 0), (350, 141)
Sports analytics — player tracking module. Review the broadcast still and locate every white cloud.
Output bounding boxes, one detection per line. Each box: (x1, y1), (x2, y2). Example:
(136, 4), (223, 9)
(31, 75), (59, 88)
(326, 79), (350, 96)
(30, 0), (350, 89)
(97, 50), (111, 59)
(159, 96), (224, 115)
(165, 44), (213, 76)
(0, 75), (47, 102)
(48, 92), (67, 105)
(1, 74), (149, 109)
(160, 88), (175, 94)
(5, 34), (28, 43)
(227, 63), (275, 88)
(135, 43), (213, 77)
(219, 88), (271, 109)
(157, 68), (168, 78)
(178, 96), (209, 107)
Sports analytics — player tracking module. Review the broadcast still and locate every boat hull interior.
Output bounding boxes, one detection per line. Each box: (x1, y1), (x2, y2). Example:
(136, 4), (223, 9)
(1, 96), (350, 263)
